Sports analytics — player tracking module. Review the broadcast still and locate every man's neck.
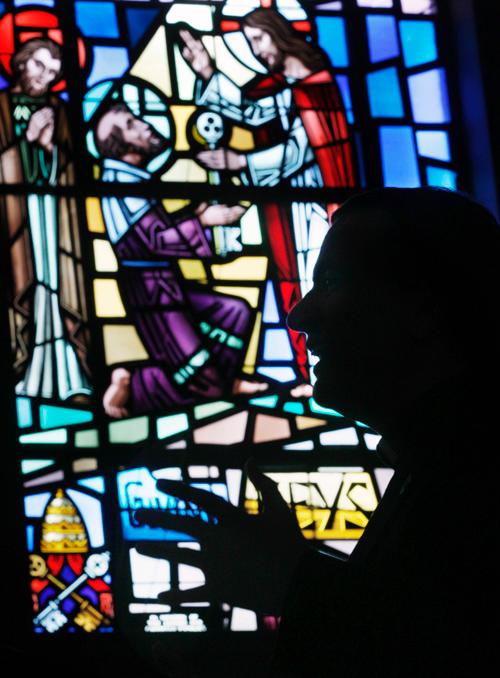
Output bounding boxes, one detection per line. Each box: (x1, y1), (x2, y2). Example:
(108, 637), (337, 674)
(282, 56), (312, 80)
(374, 366), (493, 471)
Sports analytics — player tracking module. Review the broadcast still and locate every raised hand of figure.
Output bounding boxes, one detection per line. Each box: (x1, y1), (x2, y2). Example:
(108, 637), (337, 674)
(179, 28), (214, 81)
(197, 148), (247, 171)
(26, 107), (55, 151)
(135, 459), (309, 614)
(196, 202), (245, 226)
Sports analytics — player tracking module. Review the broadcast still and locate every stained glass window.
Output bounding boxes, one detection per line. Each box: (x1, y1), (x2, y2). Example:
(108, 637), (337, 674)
(1, 0), (464, 648)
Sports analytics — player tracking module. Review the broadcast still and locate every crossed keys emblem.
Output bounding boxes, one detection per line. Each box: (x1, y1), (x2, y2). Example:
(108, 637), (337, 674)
(30, 552), (111, 633)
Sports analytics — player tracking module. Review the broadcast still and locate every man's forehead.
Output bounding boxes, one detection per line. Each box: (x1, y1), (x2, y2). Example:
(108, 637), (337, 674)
(314, 207), (392, 278)
(32, 48), (61, 68)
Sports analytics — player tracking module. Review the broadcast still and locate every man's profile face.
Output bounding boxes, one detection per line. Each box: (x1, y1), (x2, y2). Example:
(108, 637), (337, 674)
(19, 47), (61, 97)
(287, 209), (414, 420)
(98, 109), (165, 159)
(243, 26), (283, 72)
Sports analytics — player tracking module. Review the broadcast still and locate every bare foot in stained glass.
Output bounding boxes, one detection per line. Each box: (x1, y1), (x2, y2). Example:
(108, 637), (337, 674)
(290, 383), (313, 398)
(103, 368), (131, 418)
(232, 379), (269, 395)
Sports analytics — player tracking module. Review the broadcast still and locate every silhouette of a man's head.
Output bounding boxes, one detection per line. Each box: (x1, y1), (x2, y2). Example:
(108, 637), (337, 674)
(288, 188), (500, 426)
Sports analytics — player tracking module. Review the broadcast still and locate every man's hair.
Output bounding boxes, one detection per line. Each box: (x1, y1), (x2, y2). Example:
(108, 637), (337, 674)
(94, 103), (134, 159)
(334, 187), (500, 362)
(12, 38), (62, 82)
(242, 9), (328, 73)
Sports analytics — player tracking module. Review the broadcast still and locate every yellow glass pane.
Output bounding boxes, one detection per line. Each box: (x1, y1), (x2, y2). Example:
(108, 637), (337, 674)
(242, 311), (262, 374)
(161, 159), (207, 183)
(130, 26), (172, 97)
(86, 197), (105, 233)
(162, 199), (191, 213)
(171, 105), (196, 151)
(178, 259), (207, 281)
(214, 286), (260, 308)
(93, 239), (118, 272)
(211, 257), (268, 281)
(103, 325), (148, 364)
(296, 416), (327, 430)
(229, 126), (255, 151)
(94, 279), (126, 317)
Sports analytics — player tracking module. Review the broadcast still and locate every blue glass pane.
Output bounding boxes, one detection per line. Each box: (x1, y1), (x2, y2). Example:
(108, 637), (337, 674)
(263, 329), (294, 361)
(16, 397), (33, 428)
(408, 68), (450, 123)
(67, 490), (104, 548)
(15, 0), (54, 5)
(416, 130), (451, 161)
(77, 477), (106, 494)
(366, 15), (399, 63)
(336, 75), (354, 123)
(316, 17), (349, 67)
(399, 20), (437, 67)
(87, 47), (129, 87)
(256, 366), (296, 383)
(367, 67), (404, 118)
(26, 525), (34, 552)
(126, 8), (160, 47)
(379, 126), (420, 187)
(263, 281), (280, 323)
(426, 166), (457, 190)
(75, 2), (119, 38)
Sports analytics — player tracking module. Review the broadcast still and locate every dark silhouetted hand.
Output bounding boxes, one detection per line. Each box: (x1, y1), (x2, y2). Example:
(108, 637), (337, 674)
(135, 459), (309, 615)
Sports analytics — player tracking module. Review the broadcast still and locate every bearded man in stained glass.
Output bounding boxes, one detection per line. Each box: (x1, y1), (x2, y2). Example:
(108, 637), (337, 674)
(0, 38), (90, 400)
(181, 8), (356, 380)
(94, 103), (262, 417)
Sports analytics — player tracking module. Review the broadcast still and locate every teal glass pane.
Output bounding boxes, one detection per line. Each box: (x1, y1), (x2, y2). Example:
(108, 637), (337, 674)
(21, 459), (55, 475)
(426, 166), (457, 190)
(367, 67), (404, 118)
(19, 429), (68, 444)
(16, 397), (33, 428)
(75, 2), (119, 38)
(249, 394), (279, 408)
(366, 15), (399, 63)
(379, 126), (420, 187)
(157, 413), (189, 439)
(39, 405), (93, 429)
(416, 131), (451, 161)
(316, 16), (349, 67)
(408, 68), (451, 123)
(283, 401), (305, 415)
(399, 20), (437, 67)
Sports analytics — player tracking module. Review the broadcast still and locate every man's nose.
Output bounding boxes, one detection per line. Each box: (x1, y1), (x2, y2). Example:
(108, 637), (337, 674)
(286, 295), (313, 334)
